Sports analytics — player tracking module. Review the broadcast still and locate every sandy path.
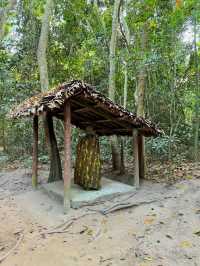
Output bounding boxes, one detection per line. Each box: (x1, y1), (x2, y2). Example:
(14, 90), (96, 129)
(0, 168), (200, 266)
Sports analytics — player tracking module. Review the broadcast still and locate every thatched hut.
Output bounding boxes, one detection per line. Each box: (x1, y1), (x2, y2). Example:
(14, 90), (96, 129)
(9, 80), (162, 212)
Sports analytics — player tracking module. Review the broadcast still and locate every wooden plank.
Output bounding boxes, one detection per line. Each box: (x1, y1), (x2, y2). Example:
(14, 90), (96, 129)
(63, 100), (71, 213)
(32, 115), (38, 189)
(133, 129), (139, 188)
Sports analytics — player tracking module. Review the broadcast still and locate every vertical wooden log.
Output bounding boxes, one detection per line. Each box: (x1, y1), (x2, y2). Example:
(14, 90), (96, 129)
(32, 115), (38, 188)
(63, 100), (71, 213)
(133, 129), (139, 188)
(138, 134), (145, 179)
(74, 134), (101, 190)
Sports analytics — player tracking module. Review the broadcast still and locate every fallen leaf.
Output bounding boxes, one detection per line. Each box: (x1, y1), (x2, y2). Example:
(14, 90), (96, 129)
(166, 234), (173, 239)
(176, 184), (186, 190)
(193, 230), (200, 236)
(144, 217), (155, 225)
(87, 229), (93, 236)
(144, 256), (154, 261)
(180, 241), (192, 248)
(186, 175), (193, 180)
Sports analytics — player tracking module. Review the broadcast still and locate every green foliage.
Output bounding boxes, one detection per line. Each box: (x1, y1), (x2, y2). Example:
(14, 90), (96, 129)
(100, 137), (112, 162)
(146, 136), (179, 160)
(39, 155), (49, 164)
(0, 0), (199, 165)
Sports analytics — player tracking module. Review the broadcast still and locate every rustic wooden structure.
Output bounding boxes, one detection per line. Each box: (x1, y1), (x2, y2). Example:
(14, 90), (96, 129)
(9, 80), (162, 213)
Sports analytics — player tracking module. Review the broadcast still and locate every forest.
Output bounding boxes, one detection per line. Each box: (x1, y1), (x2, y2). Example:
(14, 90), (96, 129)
(0, 0), (199, 172)
(0, 0), (200, 265)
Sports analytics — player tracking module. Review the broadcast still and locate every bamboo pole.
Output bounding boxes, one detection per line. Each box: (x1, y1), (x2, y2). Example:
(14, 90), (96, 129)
(63, 100), (71, 213)
(133, 129), (139, 188)
(32, 115), (38, 188)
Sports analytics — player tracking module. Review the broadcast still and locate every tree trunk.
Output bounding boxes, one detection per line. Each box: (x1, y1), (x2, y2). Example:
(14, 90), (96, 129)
(109, 0), (121, 171)
(133, 129), (139, 188)
(121, 0), (130, 110)
(193, 14), (199, 162)
(111, 136), (121, 171)
(2, 118), (6, 152)
(74, 134), (101, 190)
(37, 0), (62, 181)
(119, 137), (125, 175)
(138, 133), (145, 179)
(63, 101), (71, 213)
(119, 1), (130, 175)
(37, 0), (53, 91)
(32, 116), (38, 188)
(45, 114), (62, 183)
(0, 0), (17, 40)
(135, 24), (147, 116)
(135, 25), (147, 179)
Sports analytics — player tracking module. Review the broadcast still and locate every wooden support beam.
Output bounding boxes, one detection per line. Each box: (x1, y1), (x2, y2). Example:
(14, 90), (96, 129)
(74, 107), (92, 113)
(71, 100), (129, 129)
(116, 116), (132, 121)
(93, 119), (112, 123)
(63, 100), (72, 213)
(138, 134), (145, 179)
(32, 115), (38, 189)
(96, 128), (131, 134)
(133, 129), (139, 188)
(79, 119), (112, 125)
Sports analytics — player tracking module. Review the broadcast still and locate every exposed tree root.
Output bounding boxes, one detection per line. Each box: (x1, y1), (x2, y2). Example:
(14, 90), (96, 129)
(0, 233), (23, 263)
(42, 212), (95, 235)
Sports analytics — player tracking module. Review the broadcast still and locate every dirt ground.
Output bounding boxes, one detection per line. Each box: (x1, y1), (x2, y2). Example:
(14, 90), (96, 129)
(1, 166), (200, 266)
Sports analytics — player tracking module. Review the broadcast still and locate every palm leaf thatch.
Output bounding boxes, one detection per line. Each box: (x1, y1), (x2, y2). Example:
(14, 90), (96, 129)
(9, 80), (163, 137)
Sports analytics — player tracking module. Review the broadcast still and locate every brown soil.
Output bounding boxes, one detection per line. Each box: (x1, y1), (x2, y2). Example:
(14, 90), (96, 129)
(0, 166), (200, 266)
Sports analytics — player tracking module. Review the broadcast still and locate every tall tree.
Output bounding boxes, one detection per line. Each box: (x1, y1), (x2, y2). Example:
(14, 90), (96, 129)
(37, 0), (62, 182)
(119, 0), (130, 174)
(37, 0), (53, 91)
(135, 26), (147, 117)
(134, 24), (147, 179)
(193, 11), (200, 161)
(120, 1), (130, 109)
(109, 0), (121, 171)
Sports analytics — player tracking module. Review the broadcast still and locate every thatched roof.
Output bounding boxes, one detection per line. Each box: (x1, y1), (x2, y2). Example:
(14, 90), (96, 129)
(9, 80), (162, 137)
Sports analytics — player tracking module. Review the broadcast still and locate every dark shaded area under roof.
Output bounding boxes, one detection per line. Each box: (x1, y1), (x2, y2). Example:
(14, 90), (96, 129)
(9, 80), (163, 137)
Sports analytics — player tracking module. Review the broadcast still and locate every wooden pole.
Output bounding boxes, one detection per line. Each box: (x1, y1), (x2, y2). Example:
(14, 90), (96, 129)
(32, 115), (38, 188)
(133, 129), (139, 188)
(63, 100), (71, 213)
(138, 134), (145, 179)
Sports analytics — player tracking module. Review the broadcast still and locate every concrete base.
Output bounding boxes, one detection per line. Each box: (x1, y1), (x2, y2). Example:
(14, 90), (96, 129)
(41, 178), (135, 209)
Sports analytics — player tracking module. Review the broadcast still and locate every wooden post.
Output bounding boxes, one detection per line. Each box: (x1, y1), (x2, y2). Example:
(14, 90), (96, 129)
(138, 134), (145, 179)
(63, 100), (71, 213)
(32, 115), (38, 188)
(133, 129), (139, 188)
